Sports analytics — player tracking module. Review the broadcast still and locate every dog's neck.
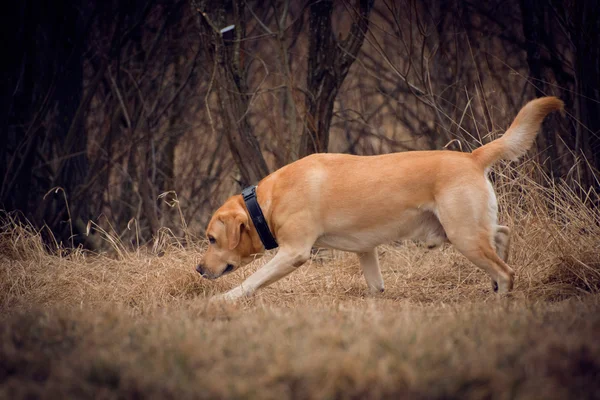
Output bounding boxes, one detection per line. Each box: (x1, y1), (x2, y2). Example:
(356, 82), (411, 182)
(248, 216), (266, 253)
(239, 187), (273, 254)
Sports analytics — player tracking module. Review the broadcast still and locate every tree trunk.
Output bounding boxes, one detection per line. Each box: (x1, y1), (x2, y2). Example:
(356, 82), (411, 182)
(521, 0), (600, 190)
(1, 0), (91, 245)
(573, 0), (600, 188)
(192, 0), (270, 187)
(299, 0), (374, 158)
(520, 0), (563, 180)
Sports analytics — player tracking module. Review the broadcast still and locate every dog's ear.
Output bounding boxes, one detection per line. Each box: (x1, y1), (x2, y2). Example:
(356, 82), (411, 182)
(226, 213), (248, 250)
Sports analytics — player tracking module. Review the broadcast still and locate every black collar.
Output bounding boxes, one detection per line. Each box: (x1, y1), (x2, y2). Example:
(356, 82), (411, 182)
(241, 185), (278, 250)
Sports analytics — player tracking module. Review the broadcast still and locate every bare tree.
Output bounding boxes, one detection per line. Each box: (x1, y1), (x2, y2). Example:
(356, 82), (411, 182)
(520, 0), (600, 189)
(2, 0), (598, 250)
(299, 0), (374, 157)
(192, 0), (270, 187)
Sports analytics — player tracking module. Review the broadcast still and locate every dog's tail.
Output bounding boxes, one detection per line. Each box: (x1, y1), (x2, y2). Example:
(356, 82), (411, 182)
(471, 97), (564, 169)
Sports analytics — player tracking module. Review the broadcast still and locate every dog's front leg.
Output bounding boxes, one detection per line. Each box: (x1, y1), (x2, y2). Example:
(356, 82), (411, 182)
(215, 247), (311, 301)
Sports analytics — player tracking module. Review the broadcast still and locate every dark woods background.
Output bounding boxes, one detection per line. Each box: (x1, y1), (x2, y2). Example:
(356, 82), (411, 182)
(1, 0), (599, 250)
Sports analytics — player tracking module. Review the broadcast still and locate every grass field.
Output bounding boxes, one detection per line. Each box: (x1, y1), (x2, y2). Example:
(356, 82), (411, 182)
(1, 165), (600, 399)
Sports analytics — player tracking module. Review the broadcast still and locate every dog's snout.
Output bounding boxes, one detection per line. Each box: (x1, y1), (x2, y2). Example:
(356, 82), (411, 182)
(196, 263), (204, 275)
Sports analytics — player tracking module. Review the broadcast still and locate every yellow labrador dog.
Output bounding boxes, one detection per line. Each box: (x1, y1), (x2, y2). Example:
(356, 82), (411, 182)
(197, 97), (563, 300)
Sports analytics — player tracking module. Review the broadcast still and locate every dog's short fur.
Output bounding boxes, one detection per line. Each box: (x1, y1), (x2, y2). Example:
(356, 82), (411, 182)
(197, 97), (563, 300)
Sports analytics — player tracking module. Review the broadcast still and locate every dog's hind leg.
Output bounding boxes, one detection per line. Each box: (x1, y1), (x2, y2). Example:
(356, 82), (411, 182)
(494, 225), (511, 263)
(437, 190), (515, 293)
(447, 230), (515, 293)
(358, 248), (384, 293)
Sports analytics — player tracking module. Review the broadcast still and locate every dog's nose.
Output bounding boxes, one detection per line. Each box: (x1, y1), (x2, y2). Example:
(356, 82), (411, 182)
(196, 263), (204, 275)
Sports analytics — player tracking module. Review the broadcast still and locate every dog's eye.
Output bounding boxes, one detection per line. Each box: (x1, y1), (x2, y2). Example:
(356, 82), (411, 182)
(208, 236), (216, 245)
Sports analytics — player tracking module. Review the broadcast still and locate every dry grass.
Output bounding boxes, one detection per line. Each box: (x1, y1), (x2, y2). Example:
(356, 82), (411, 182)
(1, 163), (600, 399)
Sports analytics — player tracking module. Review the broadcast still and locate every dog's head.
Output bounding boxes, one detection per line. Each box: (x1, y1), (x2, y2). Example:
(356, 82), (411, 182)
(196, 195), (261, 279)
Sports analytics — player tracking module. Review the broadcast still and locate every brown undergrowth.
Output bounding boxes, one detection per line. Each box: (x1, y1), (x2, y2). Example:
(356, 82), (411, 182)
(1, 163), (599, 399)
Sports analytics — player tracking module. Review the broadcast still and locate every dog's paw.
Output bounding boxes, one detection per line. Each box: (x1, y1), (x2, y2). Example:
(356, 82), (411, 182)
(367, 286), (385, 296)
(210, 293), (234, 303)
(491, 278), (514, 296)
(211, 286), (248, 302)
(211, 293), (239, 302)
